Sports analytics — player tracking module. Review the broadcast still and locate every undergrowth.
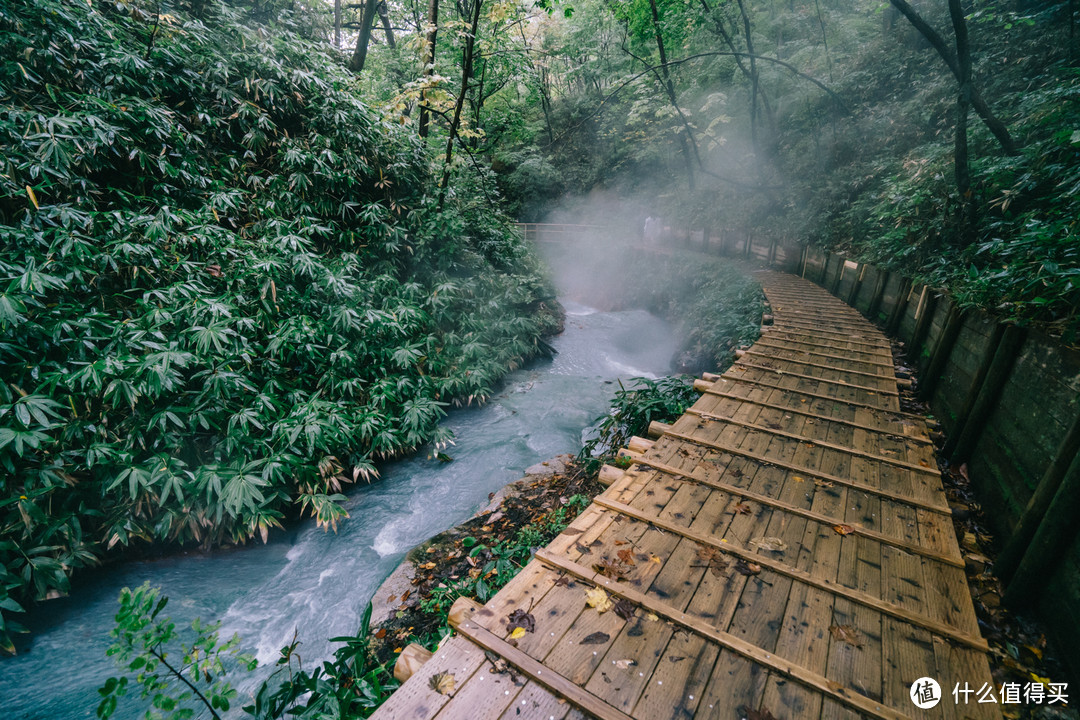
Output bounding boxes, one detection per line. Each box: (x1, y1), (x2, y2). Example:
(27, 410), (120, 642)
(0, 0), (558, 650)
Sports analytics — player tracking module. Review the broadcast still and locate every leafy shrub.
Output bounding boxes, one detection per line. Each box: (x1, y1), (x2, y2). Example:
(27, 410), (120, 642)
(0, 0), (558, 650)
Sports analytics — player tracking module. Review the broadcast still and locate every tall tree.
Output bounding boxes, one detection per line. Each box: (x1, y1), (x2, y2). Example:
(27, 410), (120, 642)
(418, 0), (440, 138)
(348, 0), (380, 72)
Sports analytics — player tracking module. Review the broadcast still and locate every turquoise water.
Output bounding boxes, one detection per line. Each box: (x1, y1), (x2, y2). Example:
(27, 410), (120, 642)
(0, 302), (678, 720)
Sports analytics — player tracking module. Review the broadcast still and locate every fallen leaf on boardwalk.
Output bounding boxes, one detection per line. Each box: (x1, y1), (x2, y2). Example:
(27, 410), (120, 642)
(734, 559), (762, 576)
(814, 479), (834, 488)
(648, 553), (662, 564)
(613, 598), (635, 620)
(594, 557), (630, 580)
(668, 655), (686, 663)
(646, 613), (659, 622)
(829, 624), (864, 648)
(614, 659), (636, 670)
(507, 608), (535, 634)
(429, 672), (456, 695)
(509, 627), (527, 640)
(791, 475), (805, 483)
(695, 545), (730, 577)
(919, 460), (930, 468)
(738, 705), (779, 720)
(833, 524), (856, 536)
(562, 527), (584, 535)
(734, 502), (753, 515)
(749, 536), (788, 552)
(617, 548), (637, 565)
(585, 586), (612, 613)
(581, 631), (610, 645)
(614, 539), (627, 546)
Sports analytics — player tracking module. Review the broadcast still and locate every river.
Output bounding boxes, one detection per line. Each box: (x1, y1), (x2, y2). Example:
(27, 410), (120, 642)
(0, 301), (679, 720)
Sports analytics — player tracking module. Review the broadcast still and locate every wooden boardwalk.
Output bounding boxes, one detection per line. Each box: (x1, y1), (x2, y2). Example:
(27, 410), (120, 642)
(374, 272), (998, 720)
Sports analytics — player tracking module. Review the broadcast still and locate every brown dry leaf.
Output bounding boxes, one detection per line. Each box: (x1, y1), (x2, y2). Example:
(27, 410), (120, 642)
(553, 576), (571, 588)
(695, 545), (730, 577)
(734, 559), (762, 576)
(594, 557), (630, 580)
(918, 460), (930, 468)
(613, 598), (635, 621)
(400, 590), (411, 602)
(832, 524), (856, 536)
(374, 628), (387, 639)
(420, 562), (436, 570)
(829, 624), (864, 648)
(581, 631), (611, 645)
(738, 706), (780, 720)
(791, 475), (805, 483)
(814, 479), (834, 489)
(749, 536), (788, 552)
(507, 608), (535, 634)
(429, 672), (456, 696)
(386, 594), (397, 604)
(585, 586), (612, 613)
(562, 527), (584, 536)
(616, 548), (636, 566)
(734, 502), (753, 515)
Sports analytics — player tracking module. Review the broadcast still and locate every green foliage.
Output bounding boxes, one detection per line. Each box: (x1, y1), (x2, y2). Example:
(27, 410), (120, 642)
(100, 585), (398, 720)
(577, 376), (697, 471)
(420, 494), (590, 615)
(0, 0), (559, 650)
(98, 583), (257, 720)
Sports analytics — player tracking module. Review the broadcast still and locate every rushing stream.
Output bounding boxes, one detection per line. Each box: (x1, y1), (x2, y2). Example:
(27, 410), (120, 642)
(1, 302), (679, 720)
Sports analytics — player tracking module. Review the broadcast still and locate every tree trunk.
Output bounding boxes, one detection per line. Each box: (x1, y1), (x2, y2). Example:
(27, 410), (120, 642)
(948, 0), (975, 235)
(437, 0), (483, 210)
(348, 0), (380, 73)
(887, 0), (1018, 155)
(334, 0), (342, 47)
(418, 0), (440, 138)
(735, 0), (763, 153)
(647, 0), (695, 190)
(377, 1), (396, 48)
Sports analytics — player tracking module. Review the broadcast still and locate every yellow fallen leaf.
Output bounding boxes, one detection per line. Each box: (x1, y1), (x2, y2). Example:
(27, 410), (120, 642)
(429, 671), (456, 695)
(645, 613), (659, 622)
(792, 475), (805, 483)
(25, 185), (39, 209)
(585, 586), (612, 613)
(509, 627), (526, 640)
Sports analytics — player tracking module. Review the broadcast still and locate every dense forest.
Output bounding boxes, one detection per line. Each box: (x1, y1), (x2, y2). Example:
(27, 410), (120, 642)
(2, 0), (1079, 714)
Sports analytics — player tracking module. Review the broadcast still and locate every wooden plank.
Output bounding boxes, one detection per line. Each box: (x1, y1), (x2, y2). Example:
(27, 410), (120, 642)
(570, 503), (987, 651)
(374, 636), (488, 720)
(630, 434), (951, 514)
(740, 347), (894, 380)
(534, 551), (913, 720)
(680, 410), (940, 476)
(687, 391), (933, 445)
(761, 328), (893, 356)
(769, 321), (890, 346)
(749, 341), (896, 369)
(732, 360), (900, 396)
(754, 336), (894, 365)
(620, 455), (962, 567)
(704, 376), (904, 415)
(450, 600), (636, 720)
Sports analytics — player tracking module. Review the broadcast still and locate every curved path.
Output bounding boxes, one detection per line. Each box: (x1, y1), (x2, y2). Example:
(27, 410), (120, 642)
(373, 272), (998, 720)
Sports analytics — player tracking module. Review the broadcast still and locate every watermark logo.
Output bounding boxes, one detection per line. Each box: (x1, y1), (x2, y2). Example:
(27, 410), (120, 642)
(910, 677), (942, 709)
